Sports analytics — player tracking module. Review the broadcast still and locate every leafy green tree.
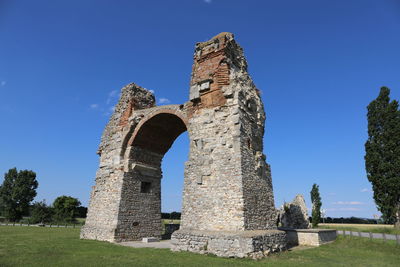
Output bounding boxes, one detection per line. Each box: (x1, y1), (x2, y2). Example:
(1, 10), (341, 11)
(30, 200), (53, 224)
(53, 196), (81, 223)
(310, 183), (322, 227)
(76, 206), (88, 218)
(365, 87), (400, 227)
(0, 168), (38, 222)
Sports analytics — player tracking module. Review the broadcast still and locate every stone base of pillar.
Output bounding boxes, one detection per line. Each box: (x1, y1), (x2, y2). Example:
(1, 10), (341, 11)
(80, 225), (116, 242)
(81, 224), (163, 243)
(171, 229), (287, 259)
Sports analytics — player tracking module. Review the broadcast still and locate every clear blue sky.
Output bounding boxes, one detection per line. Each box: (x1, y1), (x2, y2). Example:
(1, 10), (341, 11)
(1, 0), (399, 219)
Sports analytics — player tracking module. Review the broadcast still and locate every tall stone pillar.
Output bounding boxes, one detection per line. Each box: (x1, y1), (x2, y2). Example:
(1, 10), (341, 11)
(80, 84), (160, 242)
(171, 33), (286, 258)
(80, 82), (189, 242)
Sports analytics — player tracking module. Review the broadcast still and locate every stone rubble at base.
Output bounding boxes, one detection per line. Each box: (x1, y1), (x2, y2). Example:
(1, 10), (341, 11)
(279, 194), (310, 229)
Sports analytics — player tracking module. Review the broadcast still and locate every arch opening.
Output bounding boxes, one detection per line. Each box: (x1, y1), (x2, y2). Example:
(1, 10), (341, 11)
(130, 113), (187, 155)
(161, 131), (189, 237)
(117, 112), (188, 241)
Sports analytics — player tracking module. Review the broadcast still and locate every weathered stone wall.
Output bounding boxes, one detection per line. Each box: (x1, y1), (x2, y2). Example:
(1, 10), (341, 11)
(81, 83), (156, 242)
(114, 147), (163, 241)
(181, 105), (245, 231)
(80, 84), (187, 242)
(178, 33), (278, 233)
(179, 33), (278, 232)
(234, 59), (277, 230)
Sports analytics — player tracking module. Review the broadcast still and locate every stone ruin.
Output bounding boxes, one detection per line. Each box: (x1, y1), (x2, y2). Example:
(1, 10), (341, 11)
(278, 195), (310, 229)
(81, 32), (287, 258)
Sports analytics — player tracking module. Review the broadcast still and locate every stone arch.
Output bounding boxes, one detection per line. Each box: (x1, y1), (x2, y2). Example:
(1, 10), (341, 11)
(82, 32), (290, 257)
(120, 107), (188, 162)
(125, 108), (188, 159)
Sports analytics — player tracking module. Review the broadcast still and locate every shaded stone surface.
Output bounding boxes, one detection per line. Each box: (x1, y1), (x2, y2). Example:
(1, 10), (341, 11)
(81, 32), (285, 258)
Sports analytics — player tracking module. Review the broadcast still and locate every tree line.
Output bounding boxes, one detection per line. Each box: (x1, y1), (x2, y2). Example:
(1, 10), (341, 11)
(161, 212), (181, 220)
(323, 216), (382, 224)
(0, 168), (87, 224)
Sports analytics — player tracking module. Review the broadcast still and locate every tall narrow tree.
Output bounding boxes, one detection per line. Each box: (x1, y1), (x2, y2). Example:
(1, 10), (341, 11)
(0, 168), (38, 221)
(310, 183), (322, 227)
(365, 87), (400, 227)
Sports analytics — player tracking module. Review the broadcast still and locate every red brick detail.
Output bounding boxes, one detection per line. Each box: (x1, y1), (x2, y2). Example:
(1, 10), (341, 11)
(190, 35), (233, 110)
(191, 51), (225, 85)
(119, 100), (133, 127)
(119, 98), (156, 128)
(200, 89), (226, 108)
(214, 62), (230, 89)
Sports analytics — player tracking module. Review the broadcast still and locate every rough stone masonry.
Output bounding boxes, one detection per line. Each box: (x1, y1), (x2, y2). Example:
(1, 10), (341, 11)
(81, 32), (287, 258)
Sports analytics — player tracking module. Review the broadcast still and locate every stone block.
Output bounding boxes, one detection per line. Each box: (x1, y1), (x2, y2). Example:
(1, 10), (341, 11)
(171, 229), (287, 258)
(189, 85), (200, 101)
(281, 228), (337, 246)
(199, 80), (211, 92)
(142, 237), (159, 243)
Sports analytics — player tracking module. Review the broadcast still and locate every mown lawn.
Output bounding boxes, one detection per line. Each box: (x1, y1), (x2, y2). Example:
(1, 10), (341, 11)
(162, 219), (180, 225)
(318, 223), (400, 235)
(0, 226), (399, 266)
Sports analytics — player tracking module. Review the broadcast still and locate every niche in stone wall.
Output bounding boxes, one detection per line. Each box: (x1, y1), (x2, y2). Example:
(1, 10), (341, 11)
(140, 181), (152, 193)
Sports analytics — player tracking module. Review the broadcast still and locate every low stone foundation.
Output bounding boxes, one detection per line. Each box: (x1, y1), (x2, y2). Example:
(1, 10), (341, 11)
(281, 228), (337, 246)
(171, 229), (287, 259)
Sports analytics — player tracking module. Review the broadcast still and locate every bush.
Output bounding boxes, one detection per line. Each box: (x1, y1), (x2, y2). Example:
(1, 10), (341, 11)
(53, 196), (81, 223)
(30, 200), (53, 224)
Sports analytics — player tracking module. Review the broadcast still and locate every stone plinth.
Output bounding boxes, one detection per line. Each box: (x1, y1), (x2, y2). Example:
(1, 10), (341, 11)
(281, 228), (337, 247)
(171, 229), (287, 259)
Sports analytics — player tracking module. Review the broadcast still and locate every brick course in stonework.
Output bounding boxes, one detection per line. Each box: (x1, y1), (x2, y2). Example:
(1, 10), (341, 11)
(80, 32), (287, 258)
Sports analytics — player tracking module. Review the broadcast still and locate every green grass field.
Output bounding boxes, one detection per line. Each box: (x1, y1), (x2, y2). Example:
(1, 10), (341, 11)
(162, 219), (180, 225)
(0, 226), (399, 266)
(319, 223), (400, 235)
